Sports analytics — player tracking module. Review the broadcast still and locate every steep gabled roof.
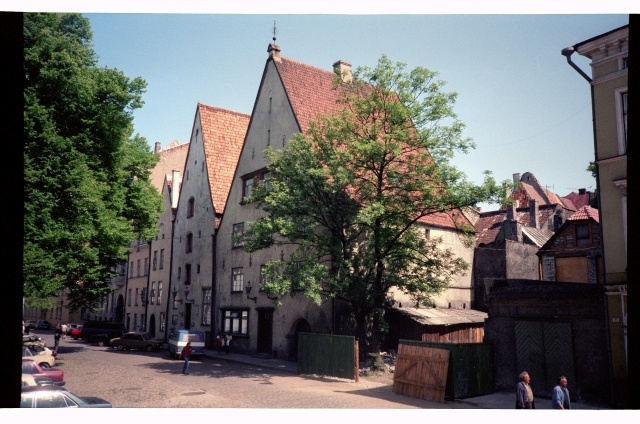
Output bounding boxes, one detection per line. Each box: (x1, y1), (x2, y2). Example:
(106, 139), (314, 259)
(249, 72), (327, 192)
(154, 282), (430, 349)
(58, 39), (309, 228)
(272, 49), (472, 232)
(150, 141), (189, 192)
(198, 103), (250, 215)
(274, 55), (343, 134)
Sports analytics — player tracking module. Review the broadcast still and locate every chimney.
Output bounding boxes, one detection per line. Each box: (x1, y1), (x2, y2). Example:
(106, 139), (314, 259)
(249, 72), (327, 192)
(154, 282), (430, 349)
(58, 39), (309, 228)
(529, 199), (539, 228)
(171, 170), (181, 209)
(268, 44), (281, 61)
(579, 188), (586, 195)
(333, 59), (352, 83)
(506, 203), (516, 220)
(154, 142), (161, 154)
(513, 173), (521, 183)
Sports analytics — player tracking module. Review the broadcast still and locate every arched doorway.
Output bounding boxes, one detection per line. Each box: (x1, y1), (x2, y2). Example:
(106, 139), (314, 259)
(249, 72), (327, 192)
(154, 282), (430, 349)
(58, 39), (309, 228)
(288, 319), (311, 361)
(149, 314), (156, 337)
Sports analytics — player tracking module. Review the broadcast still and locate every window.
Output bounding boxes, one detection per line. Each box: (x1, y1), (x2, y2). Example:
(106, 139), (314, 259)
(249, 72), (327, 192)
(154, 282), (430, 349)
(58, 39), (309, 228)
(150, 282), (156, 305)
(160, 249), (165, 269)
(232, 223), (244, 248)
(241, 168), (271, 202)
(144, 258), (148, 276)
(185, 264), (192, 286)
(615, 87), (628, 155)
(128, 289), (132, 306)
(130, 261), (133, 277)
(187, 197), (195, 218)
(158, 281), (162, 304)
(186, 233), (193, 253)
(232, 267), (244, 292)
(576, 223), (590, 242)
(135, 288), (139, 306)
(137, 260), (141, 277)
(177, 267), (181, 280)
(222, 309), (249, 335)
(153, 250), (158, 270)
(159, 312), (165, 332)
(202, 289), (212, 325)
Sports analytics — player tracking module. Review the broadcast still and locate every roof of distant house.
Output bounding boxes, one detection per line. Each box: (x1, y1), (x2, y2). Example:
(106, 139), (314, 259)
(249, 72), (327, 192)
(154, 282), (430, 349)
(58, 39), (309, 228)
(150, 140), (189, 191)
(568, 205), (599, 223)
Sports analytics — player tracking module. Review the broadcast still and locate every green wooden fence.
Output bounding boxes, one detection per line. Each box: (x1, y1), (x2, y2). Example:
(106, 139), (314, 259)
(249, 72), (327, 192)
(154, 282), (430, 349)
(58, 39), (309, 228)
(399, 339), (495, 399)
(298, 333), (357, 380)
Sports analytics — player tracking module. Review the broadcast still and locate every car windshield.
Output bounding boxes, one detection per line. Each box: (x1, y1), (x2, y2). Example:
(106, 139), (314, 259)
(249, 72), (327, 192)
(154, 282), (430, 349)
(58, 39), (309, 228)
(142, 333), (152, 340)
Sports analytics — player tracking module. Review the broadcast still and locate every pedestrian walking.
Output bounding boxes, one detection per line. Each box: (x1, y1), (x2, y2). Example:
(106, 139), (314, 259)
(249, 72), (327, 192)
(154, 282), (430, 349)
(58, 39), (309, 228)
(53, 330), (61, 355)
(223, 333), (232, 354)
(179, 342), (193, 374)
(552, 376), (571, 409)
(515, 371), (535, 409)
(61, 323), (67, 340)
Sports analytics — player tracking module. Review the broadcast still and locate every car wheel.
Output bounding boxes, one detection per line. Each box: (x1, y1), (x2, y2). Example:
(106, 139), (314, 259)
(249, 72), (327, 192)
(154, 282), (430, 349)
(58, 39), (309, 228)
(98, 339), (106, 347)
(116, 344), (125, 351)
(146, 345), (153, 352)
(39, 362), (50, 368)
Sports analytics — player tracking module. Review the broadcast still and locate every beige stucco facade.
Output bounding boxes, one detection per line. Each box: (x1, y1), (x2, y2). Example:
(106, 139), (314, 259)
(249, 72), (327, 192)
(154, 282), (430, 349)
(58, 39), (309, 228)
(216, 58), (336, 359)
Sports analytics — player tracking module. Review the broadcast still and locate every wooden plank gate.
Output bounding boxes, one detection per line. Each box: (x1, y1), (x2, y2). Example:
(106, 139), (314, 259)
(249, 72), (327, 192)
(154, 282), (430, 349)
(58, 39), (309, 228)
(392, 343), (450, 403)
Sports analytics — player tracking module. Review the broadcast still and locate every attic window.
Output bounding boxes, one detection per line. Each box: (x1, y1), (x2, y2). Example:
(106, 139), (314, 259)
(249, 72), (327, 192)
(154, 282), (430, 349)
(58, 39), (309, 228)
(576, 223), (590, 241)
(187, 197), (195, 218)
(241, 168), (270, 203)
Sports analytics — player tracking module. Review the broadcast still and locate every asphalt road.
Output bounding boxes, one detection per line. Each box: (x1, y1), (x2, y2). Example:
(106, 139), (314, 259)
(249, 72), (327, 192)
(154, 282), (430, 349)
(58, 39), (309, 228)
(31, 329), (473, 409)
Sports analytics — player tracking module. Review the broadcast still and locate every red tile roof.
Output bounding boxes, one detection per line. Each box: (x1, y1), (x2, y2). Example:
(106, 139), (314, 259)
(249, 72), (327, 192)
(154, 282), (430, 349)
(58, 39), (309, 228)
(273, 52), (471, 232)
(199, 103), (250, 215)
(274, 56), (344, 133)
(150, 141), (189, 191)
(568, 205), (599, 223)
(563, 190), (593, 210)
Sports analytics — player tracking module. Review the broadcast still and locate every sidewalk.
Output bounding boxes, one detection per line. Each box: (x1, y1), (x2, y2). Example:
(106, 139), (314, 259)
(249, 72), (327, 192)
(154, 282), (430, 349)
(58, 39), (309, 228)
(203, 348), (611, 410)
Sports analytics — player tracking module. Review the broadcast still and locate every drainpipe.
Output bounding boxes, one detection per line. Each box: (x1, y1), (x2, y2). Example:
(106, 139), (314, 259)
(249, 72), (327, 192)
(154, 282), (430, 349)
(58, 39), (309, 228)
(562, 45), (615, 405)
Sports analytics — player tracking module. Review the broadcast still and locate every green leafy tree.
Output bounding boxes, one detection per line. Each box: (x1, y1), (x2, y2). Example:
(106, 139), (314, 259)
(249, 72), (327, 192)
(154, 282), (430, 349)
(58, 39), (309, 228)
(241, 55), (503, 357)
(23, 13), (162, 313)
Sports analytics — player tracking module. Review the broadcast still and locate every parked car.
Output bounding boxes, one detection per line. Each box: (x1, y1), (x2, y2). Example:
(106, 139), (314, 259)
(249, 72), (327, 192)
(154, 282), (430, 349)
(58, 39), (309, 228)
(65, 323), (80, 335)
(20, 385), (112, 408)
(110, 332), (164, 352)
(22, 346), (55, 368)
(24, 320), (37, 330)
(22, 373), (54, 387)
(22, 334), (47, 349)
(86, 333), (111, 347)
(69, 324), (83, 340)
(36, 320), (52, 330)
(22, 359), (64, 386)
(80, 320), (126, 341)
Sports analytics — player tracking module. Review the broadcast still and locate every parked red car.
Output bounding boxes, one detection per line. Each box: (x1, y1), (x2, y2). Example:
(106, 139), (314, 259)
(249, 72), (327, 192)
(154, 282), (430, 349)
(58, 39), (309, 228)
(69, 325), (83, 340)
(21, 359), (64, 386)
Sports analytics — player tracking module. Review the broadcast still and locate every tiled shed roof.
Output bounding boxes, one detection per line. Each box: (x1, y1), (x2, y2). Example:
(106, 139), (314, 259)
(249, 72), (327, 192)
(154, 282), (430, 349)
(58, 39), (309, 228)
(150, 141), (189, 191)
(568, 205), (599, 223)
(199, 103), (250, 215)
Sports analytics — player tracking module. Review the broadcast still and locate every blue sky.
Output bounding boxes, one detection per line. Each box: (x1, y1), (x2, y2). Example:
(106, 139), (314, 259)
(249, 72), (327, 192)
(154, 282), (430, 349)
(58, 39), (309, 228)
(13, 2), (631, 211)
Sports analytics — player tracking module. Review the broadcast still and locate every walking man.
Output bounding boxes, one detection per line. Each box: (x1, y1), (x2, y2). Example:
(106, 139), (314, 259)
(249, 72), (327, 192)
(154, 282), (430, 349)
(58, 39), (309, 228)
(61, 323), (67, 340)
(515, 371), (535, 409)
(180, 342), (192, 374)
(552, 376), (571, 409)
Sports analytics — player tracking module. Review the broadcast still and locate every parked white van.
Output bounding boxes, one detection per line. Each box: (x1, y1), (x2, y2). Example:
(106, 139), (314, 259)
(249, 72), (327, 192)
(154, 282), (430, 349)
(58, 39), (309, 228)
(168, 329), (205, 359)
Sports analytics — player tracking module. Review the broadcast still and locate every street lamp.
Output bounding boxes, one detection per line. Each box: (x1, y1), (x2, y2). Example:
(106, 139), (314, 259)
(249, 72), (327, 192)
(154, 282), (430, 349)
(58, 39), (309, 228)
(245, 281), (257, 303)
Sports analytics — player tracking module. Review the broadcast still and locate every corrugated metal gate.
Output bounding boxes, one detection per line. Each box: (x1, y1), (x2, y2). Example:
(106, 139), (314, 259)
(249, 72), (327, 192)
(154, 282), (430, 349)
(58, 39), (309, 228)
(297, 333), (357, 380)
(515, 321), (575, 397)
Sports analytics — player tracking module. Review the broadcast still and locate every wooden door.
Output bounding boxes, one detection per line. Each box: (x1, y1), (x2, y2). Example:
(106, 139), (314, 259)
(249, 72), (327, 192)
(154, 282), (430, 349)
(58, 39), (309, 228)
(257, 308), (273, 355)
(393, 344), (450, 403)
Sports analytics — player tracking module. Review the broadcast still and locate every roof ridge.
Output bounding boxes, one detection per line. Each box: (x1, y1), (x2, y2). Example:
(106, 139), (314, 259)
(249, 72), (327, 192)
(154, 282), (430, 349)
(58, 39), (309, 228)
(198, 102), (251, 118)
